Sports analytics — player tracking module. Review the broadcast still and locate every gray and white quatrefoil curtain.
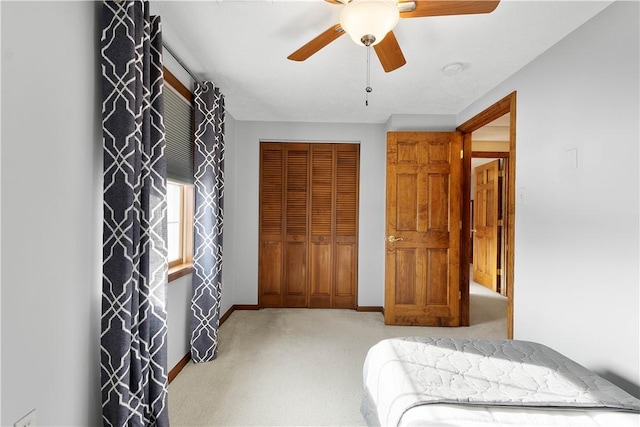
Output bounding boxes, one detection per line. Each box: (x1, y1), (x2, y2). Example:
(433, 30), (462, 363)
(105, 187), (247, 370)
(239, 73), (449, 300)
(101, 1), (169, 425)
(191, 83), (226, 363)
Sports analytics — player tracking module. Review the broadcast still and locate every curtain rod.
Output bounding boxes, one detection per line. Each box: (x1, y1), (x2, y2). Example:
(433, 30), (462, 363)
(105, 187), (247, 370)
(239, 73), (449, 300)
(162, 42), (211, 90)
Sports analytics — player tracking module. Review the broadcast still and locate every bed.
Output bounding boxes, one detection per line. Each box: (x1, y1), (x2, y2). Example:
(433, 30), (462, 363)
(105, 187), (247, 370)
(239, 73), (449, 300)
(361, 337), (640, 426)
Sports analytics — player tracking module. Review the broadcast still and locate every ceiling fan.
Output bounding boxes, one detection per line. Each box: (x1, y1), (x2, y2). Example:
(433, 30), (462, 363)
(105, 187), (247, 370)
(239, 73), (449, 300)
(287, 0), (500, 73)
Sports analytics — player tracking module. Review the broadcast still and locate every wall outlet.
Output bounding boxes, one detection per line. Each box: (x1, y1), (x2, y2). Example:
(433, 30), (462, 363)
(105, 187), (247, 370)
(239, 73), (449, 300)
(14, 409), (37, 427)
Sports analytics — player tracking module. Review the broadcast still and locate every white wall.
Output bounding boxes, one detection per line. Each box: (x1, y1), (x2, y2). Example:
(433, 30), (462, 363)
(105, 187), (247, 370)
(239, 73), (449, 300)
(233, 121), (387, 306)
(0, 3), (4, 423)
(166, 274), (191, 369)
(458, 1), (639, 396)
(221, 113), (237, 314)
(231, 118), (456, 308)
(1, 2), (102, 425)
(386, 114), (457, 131)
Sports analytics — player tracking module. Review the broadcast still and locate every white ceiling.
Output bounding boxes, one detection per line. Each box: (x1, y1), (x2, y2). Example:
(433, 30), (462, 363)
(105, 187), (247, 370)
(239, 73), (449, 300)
(151, 0), (612, 124)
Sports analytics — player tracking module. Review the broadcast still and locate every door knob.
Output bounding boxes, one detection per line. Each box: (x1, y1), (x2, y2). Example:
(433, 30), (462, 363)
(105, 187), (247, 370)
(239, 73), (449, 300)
(387, 235), (404, 243)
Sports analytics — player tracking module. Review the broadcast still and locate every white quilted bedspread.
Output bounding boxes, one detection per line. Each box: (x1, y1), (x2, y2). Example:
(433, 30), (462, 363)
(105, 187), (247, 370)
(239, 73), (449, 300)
(362, 337), (640, 426)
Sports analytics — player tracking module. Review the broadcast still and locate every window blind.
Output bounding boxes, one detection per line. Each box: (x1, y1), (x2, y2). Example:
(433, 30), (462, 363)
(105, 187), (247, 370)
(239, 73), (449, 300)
(164, 83), (194, 183)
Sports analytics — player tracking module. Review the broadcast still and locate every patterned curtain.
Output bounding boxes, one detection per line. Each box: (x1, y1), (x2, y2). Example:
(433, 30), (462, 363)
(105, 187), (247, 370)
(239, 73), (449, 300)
(101, 1), (169, 425)
(191, 84), (226, 363)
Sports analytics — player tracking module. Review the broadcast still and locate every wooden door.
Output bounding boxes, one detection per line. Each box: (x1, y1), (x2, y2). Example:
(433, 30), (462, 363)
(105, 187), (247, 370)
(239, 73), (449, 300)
(258, 142), (310, 308)
(308, 144), (359, 309)
(259, 143), (285, 307)
(385, 132), (461, 326)
(283, 144), (309, 307)
(259, 142), (359, 309)
(333, 145), (359, 308)
(472, 160), (499, 291)
(309, 145), (334, 308)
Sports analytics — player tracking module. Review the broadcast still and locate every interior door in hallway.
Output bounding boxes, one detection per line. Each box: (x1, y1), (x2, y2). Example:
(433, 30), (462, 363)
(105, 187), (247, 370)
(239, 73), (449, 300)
(472, 159), (500, 291)
(384, 132), (461, 326)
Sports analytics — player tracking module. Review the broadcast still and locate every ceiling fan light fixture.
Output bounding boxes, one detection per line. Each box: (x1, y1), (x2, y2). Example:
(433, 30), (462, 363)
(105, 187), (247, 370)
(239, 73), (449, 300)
(339, 0), (399, 47)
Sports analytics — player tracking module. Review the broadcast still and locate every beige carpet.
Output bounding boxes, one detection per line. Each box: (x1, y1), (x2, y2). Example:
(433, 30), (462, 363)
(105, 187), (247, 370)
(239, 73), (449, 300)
(168, 282), (506, 426)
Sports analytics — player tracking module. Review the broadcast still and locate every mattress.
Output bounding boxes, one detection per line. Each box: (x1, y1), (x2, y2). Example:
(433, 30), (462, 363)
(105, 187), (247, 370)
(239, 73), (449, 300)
(361, 337), (640, 426)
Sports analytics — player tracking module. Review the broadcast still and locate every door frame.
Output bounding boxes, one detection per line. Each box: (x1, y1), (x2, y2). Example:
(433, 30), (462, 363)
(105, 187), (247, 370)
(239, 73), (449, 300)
(457, 92), (516, 338)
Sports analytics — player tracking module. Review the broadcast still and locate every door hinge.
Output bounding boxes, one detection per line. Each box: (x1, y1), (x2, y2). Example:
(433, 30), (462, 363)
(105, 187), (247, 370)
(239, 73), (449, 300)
(459, 220), (463, 230)
(459, 291), (462, 300)
(460, 149), (464, 159)
(498, 219), (504, 227)
(498, 171), (504, 178)
(497, 268), (503, 275)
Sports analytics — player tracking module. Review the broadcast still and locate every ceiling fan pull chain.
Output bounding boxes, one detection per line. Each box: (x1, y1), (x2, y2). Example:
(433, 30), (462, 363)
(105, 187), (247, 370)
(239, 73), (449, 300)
(365, 45), (373, 106)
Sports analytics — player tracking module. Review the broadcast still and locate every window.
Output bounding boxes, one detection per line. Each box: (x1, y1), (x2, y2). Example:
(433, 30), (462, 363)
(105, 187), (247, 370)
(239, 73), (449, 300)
(167, 181), (183, 265)
(167, 180), (194, 281)
(163, 66), (195, 282)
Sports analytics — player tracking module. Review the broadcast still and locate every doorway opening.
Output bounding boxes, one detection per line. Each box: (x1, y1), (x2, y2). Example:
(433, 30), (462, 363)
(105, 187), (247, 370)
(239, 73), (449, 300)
(471, 119), (509, 296)
(458, 92), (516, 338)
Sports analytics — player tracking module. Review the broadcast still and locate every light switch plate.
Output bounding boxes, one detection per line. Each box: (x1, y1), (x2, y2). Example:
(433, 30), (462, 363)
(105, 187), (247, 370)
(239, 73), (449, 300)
(566, 148), (579, 169)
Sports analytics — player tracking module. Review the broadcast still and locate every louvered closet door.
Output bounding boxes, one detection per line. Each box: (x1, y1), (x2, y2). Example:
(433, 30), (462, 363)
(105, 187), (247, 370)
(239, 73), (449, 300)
(283, 144), (310, 307)
(309, 144), (359, 308)
(259, 142), (359, 309)
(309, 145), (334, 308)
(333, 145), (359, 309)
(308, 144), (359, 308)
(259, 143), (285, 307)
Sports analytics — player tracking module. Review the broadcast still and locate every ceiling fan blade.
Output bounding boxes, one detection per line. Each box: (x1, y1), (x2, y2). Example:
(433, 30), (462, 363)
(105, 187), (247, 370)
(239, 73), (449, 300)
(399, 0), (500, 18)
(287, 24), (345, 62)
(374, 31), (406, 73)
(324, 0), (348, 4)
